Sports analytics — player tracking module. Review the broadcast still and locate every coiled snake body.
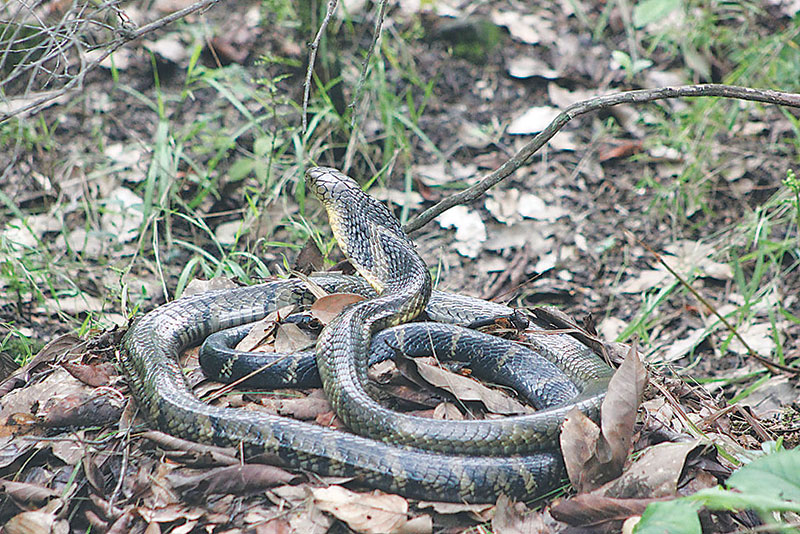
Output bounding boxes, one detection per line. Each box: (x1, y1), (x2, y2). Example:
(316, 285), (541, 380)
(119, 167), (613, 502)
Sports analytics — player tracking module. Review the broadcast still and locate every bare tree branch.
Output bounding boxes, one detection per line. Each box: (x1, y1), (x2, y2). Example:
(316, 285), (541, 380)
(403, 84), (800, 234)
(0, 0), (222, 124)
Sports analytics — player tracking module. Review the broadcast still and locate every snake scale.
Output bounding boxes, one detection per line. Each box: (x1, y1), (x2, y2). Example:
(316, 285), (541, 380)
(119, 167), (614, 502)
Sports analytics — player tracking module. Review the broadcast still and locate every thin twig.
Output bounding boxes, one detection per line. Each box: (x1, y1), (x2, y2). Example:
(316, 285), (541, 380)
(0, 0), (223, 124)
(302, 0), (338, 134)
(348, 0), (387, 125)
(403, 84), (800, 233)
(343, 0), (388, 172)
(626, 230), (800, 375)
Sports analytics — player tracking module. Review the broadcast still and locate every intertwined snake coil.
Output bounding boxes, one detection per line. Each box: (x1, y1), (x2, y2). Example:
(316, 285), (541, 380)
(119, 167), (614, 502)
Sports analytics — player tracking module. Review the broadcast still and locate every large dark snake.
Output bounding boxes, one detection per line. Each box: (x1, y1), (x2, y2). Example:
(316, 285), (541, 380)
(119, 167), (613, 502)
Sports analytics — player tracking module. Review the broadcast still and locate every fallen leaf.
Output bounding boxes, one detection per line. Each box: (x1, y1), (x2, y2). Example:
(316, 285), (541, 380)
(604, 441), (701, 498)
(435, 206), (487, 258)
(274, 323), (315, 353)
(560, 343), (647, 491)
(169, 464), (299, 496)
(310, 293), (365, 324)
(492, 495), (548, 533)
(550, 495), (655, 527)
(311, 486), (423, 534)
(507, 55), (559, 79)
(507, 106), (561, 135)
(412, 357), (533, 415)
(101, 187), (143, 243)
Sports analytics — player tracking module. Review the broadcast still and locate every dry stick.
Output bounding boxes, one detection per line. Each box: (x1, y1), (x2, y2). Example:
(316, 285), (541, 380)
(403, 84), (800, 234)
(0, 0), (223, 124)
(348, 0), (388, 125)
(343, 0), (389, 172)
(626, 230), (800, 375)
(301, 0), (339, 134)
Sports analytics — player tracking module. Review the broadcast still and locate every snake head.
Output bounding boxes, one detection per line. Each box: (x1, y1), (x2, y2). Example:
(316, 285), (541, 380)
(305, 167), (361, 205)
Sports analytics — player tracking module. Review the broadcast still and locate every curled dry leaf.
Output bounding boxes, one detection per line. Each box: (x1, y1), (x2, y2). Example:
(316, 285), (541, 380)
(169, 464), (299, 497)
(550, 494), (655, 527)
(310, 293), (366, 324)
(311, 485), (431, 534)
(412, 357), (533, 415)
(0, 480), (59, 506)
(560, 342), (647, 492)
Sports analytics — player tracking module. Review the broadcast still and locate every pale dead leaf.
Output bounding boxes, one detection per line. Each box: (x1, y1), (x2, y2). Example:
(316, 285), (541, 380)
(184, 276), (239, 296)
(507, 56), (559, 79)
(413, 357), (533, 415)
(144, 35), (188, 63)
(3, 213), (61, 249)
(485, 189), (521, 224)
(516, 192), (569, 221)
(435, 206), (486, 258)
(661, 328), (709, 363)
(4, 508), (68, 534)
(547, 83), (595, 108)
(311, 486), (421, 534)
(739, 375), (798, 417)
(727, 321), (780, 357)
(507, 106), (560, 135)
(490, 10), (554, 44)
(101, 187), (143, 243)
(433, 402), (464, 420)
(371, 189), (424, 208)
(215, 220), (247, 245)
(310, 293), (365, 324)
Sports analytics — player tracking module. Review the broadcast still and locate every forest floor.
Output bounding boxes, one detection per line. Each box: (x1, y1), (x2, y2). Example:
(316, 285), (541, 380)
(1, 0), (799, 532)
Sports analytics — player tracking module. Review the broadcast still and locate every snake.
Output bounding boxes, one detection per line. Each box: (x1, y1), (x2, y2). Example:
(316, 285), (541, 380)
(119, 166), (614, 502)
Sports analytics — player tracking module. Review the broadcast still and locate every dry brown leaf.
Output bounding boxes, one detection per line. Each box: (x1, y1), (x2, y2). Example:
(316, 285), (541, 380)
(492, 495), (548, 534)
(169, 464), (299, 496)
(550, 494), (655, 527)
(274, 323), (316, 353)
(604, 441), (701, 498)
(600, 341), (647, 472)
(183, 276), (238, 296)
(41, 391), (123, 428)
(61, 361), (115, 387)
(413, 357), (532, 415)
(0, 480), (59, 507)
(310, 293), (365, 324)
(3, 500), (66, 534)
(560, 343), (647, 492)
(311, 486), (425, 534)
(560, 407), (602, 493)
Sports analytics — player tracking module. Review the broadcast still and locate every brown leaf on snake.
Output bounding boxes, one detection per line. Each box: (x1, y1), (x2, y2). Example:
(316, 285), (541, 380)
(234, 305), (296, 353)
(310, 293), (365, 324)
(560, 341), (647, 492)
(412, 357), (533, 415)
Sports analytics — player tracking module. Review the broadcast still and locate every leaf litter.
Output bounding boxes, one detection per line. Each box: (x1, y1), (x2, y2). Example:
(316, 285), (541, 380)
(2, 0), (798, 532)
